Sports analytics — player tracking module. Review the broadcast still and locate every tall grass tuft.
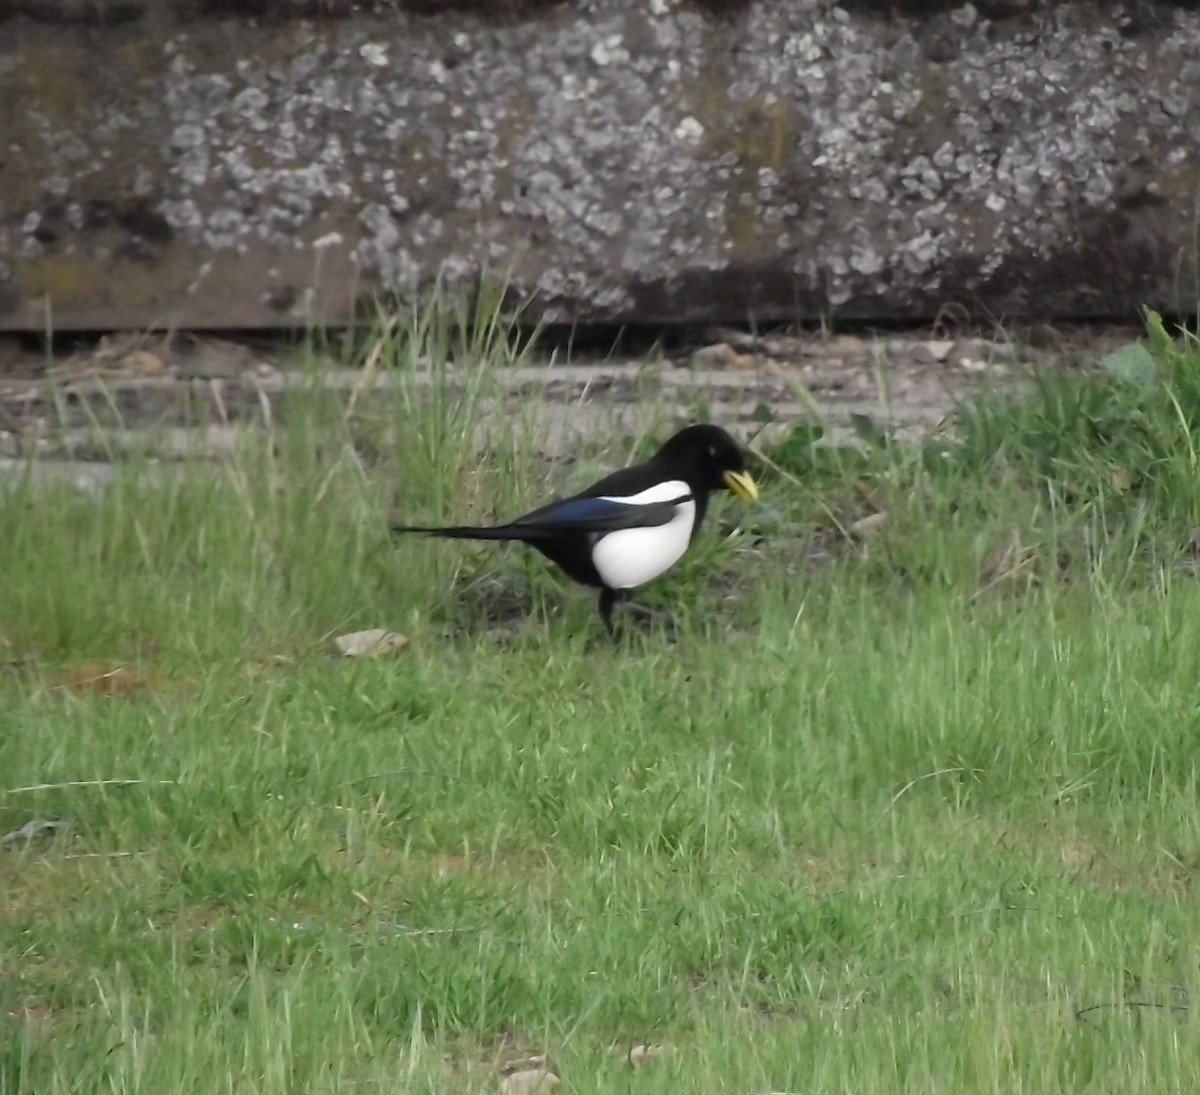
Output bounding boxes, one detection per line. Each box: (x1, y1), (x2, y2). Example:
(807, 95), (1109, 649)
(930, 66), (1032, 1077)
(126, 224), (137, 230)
(0, 283), (542, 663)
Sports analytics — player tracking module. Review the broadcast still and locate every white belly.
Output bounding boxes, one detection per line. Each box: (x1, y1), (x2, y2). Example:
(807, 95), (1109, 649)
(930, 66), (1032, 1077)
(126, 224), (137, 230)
(590, 480), (696, 590)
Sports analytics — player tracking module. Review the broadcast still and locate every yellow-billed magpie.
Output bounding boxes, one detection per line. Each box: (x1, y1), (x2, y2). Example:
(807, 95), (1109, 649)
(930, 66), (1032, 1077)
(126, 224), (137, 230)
(392, 423), (758, 634)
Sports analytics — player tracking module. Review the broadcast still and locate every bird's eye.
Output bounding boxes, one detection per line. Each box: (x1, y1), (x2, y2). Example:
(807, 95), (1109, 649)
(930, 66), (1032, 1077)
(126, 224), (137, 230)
(708, 444), (717, 458)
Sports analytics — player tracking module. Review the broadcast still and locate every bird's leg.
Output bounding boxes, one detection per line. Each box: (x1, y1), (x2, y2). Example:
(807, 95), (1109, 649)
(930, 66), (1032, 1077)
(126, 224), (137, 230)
(598, 587), (620, 638)
(598, 588), (678, 638)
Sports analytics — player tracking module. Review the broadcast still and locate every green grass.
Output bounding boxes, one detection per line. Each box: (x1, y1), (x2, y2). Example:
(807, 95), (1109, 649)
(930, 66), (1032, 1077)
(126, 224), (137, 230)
(3, 310), (1200, 1092)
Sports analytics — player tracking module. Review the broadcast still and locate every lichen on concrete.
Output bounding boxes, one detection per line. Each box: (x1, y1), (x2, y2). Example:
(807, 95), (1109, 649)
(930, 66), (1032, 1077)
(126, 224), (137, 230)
(0, 0), (1198, 329)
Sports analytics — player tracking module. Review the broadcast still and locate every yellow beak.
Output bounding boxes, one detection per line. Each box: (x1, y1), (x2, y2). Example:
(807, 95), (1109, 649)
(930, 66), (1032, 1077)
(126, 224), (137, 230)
(723, 469), (759, 503)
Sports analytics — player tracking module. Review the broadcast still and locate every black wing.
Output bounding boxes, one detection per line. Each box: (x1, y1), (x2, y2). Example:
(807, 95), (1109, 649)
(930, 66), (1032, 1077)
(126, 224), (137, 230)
(392, 492), (692, 541)
(510, 492), (691, 536)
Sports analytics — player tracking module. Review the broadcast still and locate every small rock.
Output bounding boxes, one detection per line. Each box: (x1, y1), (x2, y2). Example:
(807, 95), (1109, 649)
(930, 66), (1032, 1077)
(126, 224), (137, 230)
(950, 2), (978, 26)
(957, 337), (1017, 363)
(759, 335), (803, 359)
(924, 339), (955, 362)
(1, 818), (72, 848)
(902, 342), (934, 364)
(848, 512), (888, 538)
(92, 332), (146, 363)
(177, 336), (253, 380)
(824, 334), (868, 359)
(688, 342), (738, 370)
(627, 1042), (672, 1065)
(700, 326), (755, 350)
(1109, 466), (1133, 491)
(333, 629), (410, 657)
(502, 1055), (547, 1071)
(124, 349), (167, 376)
(500, 1068), (559, 1093)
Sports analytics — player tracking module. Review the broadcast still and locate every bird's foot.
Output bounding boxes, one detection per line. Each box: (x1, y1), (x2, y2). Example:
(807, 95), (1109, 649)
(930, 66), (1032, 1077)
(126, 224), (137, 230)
(621, 600), (675, 625)
(613, 601), (681, 642)
(598, 588), (678, 642)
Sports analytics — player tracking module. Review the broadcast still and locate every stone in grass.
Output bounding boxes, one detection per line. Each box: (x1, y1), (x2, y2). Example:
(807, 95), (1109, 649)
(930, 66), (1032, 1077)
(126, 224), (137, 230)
(687, 341), (761, 371)
(848, 511), (888, 539)
(500, 1068), (559, 1092)
(333, 629), (410, 657)
(923, 339), (956, 363)
(1, 818), (73, 848)
(626, 1042), (672, 1065)
(688, 342), (739, 370)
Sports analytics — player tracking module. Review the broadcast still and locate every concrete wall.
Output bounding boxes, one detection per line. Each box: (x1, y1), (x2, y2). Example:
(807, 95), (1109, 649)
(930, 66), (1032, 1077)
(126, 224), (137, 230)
(1, 0), (1197, 330)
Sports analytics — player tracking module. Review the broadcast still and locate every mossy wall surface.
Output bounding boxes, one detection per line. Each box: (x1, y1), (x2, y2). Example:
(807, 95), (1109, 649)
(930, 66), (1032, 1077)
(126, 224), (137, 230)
(1, 0), (1197, 329)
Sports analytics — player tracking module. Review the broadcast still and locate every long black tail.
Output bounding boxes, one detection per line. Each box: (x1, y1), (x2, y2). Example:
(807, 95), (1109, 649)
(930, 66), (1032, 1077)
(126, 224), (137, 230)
(390, 523), (536, 542)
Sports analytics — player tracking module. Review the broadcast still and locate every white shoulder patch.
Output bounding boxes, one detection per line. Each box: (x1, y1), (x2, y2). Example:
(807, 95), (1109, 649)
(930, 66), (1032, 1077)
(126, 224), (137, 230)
(600, 479), (692, 506)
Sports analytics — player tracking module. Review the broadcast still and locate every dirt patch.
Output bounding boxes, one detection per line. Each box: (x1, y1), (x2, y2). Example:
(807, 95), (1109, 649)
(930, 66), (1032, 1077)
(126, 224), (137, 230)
(0, 324), (1139, 491)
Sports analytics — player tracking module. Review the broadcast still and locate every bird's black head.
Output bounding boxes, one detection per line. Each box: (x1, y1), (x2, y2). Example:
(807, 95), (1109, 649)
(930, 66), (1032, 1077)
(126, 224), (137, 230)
(654, 424), (759, 502)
